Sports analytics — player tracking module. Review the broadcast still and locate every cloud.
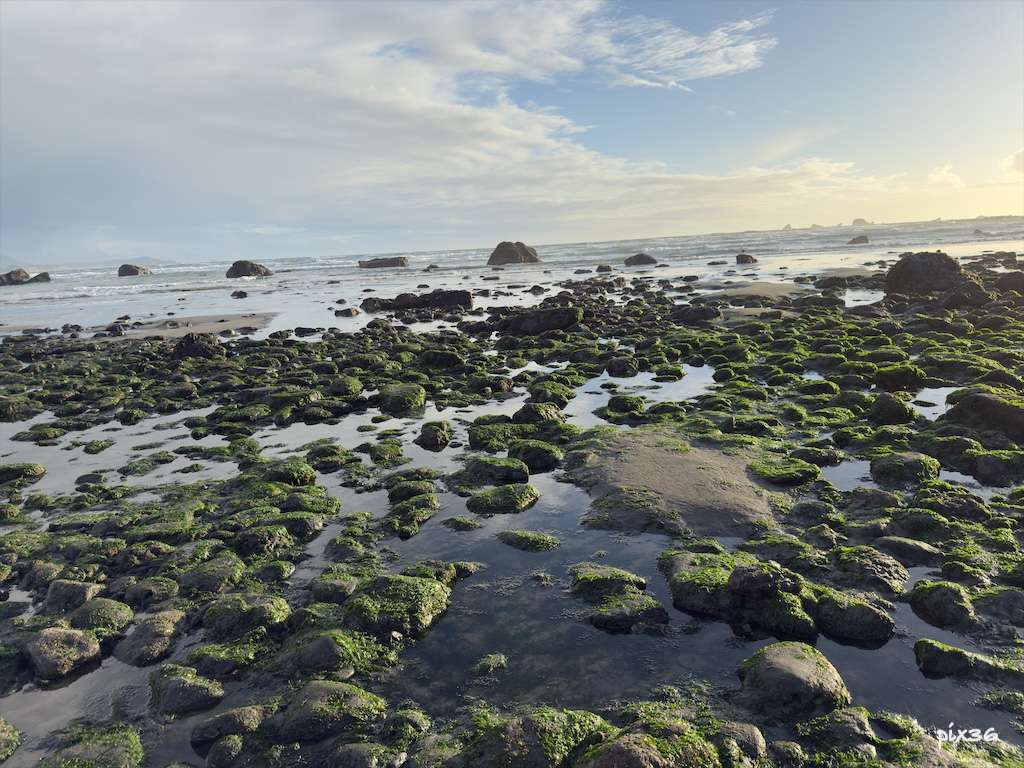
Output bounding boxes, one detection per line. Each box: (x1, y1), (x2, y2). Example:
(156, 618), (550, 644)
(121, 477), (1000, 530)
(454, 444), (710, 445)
(1002, 149), (1024, 175)
(583, 11), (776, 89)
(1, 0), (898, 264)
(928, 165), (966, 188)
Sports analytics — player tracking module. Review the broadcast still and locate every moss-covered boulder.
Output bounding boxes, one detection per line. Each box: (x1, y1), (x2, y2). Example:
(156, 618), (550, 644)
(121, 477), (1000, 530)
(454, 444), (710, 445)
(909, 580), (975, 628)
(343, 574), (451, 638)
(869, 452), (940, 488)
(26, 627), (101, 679)
(150, 663), (224, 716)
(464, 706), (613, 768)
(738, 641), (851, 720)
(508, 439), (564, 473)
(497, 529), (560, 552)
(379, 383), (427, 415)
(466, 483), (540, 515)
(0, 462), (45, 485)
(277, 679), (386, 742)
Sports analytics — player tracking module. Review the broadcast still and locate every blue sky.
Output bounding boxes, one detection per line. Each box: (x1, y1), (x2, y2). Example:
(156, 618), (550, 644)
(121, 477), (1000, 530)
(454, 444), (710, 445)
(1, 0), (1021, 265)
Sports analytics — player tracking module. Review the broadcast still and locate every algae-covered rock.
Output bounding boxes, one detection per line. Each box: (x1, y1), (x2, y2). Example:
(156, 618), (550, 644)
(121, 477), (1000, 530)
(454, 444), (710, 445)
(150, 663), (224, 716)
(343, 574), (451, 638)
(379, 383), (427, 415)
(738, 641), (851, 720)
(466, 483), (540, 515)
(26, 627), (101, 679)
(869, 451), (940, 488)
(278, 679), (386, 742)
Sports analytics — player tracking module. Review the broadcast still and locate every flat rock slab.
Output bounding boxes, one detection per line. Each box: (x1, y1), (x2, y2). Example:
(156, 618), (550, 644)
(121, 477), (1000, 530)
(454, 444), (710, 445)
(572, 427), (774, 537)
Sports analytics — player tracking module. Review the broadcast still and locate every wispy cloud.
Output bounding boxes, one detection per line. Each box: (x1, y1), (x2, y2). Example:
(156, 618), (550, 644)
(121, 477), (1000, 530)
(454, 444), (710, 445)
(928, 165), (966, 188)
(1002, 149), (1024, 175)
(582, 11), (777, 89)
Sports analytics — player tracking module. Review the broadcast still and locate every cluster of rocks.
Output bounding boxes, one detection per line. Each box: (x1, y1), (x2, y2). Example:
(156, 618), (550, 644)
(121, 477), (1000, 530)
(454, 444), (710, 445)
(0, 247), (1023, 765)
(0, 268), (49, 286)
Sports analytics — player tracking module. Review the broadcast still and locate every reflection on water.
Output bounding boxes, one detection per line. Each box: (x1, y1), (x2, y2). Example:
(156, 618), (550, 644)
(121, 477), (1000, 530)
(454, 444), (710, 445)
(821, 459), (874, 491)
(563, 366), (716, 429)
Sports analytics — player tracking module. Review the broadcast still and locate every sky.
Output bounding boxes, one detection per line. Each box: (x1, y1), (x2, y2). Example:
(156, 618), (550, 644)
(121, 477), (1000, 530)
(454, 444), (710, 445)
(0, 0), (1022, 266)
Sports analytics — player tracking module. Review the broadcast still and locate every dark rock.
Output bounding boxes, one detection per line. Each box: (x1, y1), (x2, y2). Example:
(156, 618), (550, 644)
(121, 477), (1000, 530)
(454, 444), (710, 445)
(361, 289), (472, 313)
(994, 271), (1024, 293)
(847, 235), (869, 245)
(230, 290), (247, 299)
(225, 260), (273, 278)
(1, 268), (50, 286)
(942, 392), (1024, 441)
(736, 253), (758, 264)
(171, 333), (224, 360)
(487, 241), (540, 265)
(358, 256), (409, 269)
(117, 264), (151, 277)
(672, 304), (721, 324)
(884, 251), (963, 295)
(624, 253), (657, 266)
(499, 306), (582, 335)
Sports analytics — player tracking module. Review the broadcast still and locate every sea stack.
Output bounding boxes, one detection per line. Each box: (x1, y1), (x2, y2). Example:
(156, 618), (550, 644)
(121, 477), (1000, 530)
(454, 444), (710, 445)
(226, 260), (273, 278)
(487, 241), (540, 266)
(118, 264), (151, 277)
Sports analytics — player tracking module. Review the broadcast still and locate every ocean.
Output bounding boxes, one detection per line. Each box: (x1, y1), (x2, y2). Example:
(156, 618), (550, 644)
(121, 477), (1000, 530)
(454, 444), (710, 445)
(2, 215), (1022, 334)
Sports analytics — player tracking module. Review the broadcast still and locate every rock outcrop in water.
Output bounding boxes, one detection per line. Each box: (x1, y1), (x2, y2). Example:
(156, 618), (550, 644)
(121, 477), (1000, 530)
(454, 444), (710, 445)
(225, 260), (273, 278)
(847, 235), (869, 245)
(736, 253), (757, 264)
(0, 268), (50, 286)
(487, 241), (540, 265)
(624, 253), (657, 266)
(118, 264), (151, 277)
(358, 256), (408, 269)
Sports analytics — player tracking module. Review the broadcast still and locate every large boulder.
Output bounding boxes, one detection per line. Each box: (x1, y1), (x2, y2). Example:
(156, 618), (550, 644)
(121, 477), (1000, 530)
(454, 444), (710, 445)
(737, 641), (850, 720)
(884, 251), (963, 294)
(994, 271), (1024, 293)
(624, 253), (657, 266)
(225, 260), (273, 278)
(0, 268), (50, 286)
(487, 241), (540, 265)
(847, 235), (869, 245)
(498, 306), (582, 335)
(941, 392), (1024, 441)
(358, 256), (408, 269)
(736, 253), (758, 264)
(150, 663), (224, 716)
(26, 628), (101, 679)
(278, 680), (386, 742)
(118, 264), (151, 277)
(114, 609), (186, 666)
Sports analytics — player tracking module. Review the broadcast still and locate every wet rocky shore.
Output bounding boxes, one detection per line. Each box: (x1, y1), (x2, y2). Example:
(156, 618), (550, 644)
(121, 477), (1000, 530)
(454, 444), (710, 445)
(1, 249), (1023, 767)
